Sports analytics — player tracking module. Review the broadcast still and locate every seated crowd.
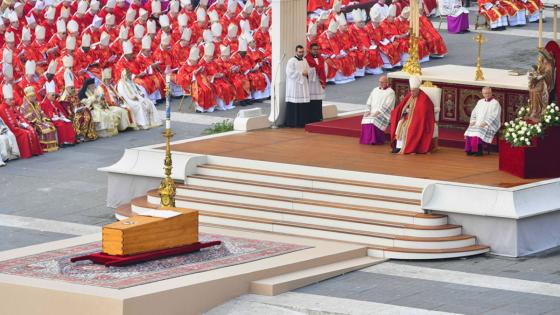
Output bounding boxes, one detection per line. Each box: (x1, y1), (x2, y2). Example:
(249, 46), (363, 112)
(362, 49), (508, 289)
(307, 0), (448, 85)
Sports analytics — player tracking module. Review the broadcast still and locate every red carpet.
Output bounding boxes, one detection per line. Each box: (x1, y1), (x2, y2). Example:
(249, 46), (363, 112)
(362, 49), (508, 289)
(305, 115), (497, 150)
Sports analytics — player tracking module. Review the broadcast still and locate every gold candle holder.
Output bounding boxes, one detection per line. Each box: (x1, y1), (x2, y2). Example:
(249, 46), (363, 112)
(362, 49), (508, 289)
(403, 30), (422, 76)
(474, 33), (486, 81)
(158, 75), (176, 207)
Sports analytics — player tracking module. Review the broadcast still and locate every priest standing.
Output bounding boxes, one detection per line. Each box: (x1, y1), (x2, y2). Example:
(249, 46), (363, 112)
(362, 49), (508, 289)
(285, 45), (311, 128)
(390, 76), (435, 154)
(305, 43), (326, 124)
(464, 87), (502, 156)
(360, 75), (395, 145)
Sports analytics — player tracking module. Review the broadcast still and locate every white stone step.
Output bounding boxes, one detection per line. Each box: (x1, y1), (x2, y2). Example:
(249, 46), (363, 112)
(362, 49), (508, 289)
(197, 214), (476, 250)
(250, 256), (384, 296)
(146, 189), (446, 226)
(133, 197), (461, 238)
(196, 166), (422, 200)
(180, 178), (423, 213)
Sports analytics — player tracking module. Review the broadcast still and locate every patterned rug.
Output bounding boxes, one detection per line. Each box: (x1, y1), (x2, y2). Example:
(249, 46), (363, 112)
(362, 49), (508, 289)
(0, 233), (310, 289)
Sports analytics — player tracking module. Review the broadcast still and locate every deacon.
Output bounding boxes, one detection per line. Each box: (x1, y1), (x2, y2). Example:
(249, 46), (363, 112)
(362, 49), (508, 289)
(464, 87), (502, 156)
(305, 43), (326, 124)
(390, 76), (435, 154)
(360, 75), (395, 145)
(284, 45), (310, 128)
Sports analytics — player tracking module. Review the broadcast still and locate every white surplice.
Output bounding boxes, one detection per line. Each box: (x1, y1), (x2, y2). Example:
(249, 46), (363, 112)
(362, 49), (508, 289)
(464, 98), (502, 143)
(361, 87), (396, 131)
(308, 58), (325, 101)
(285, 57), (310, 104)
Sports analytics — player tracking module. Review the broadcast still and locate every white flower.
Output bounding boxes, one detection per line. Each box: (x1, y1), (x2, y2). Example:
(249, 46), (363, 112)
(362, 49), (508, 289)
(555, 106), (559, 111)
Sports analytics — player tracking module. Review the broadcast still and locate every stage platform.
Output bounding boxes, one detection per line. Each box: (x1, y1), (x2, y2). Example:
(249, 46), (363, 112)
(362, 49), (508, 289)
(0, 226), (379, 315)
(101, 127), (560, 259)
(164, 128), (537, 187)
(304, 114), (498, 150)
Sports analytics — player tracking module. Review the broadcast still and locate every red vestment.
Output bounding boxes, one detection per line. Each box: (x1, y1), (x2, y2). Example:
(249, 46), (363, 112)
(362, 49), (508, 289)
(305, 53), (326, 89)
(365, 23), (402, 66)
(0, 102), (42, 158)
(317, 32), (355, 79)
(176, 61), (216, 110)
(40, 98), (76, 145)
(199, 57), (236, 104)
(223, 53), (251, 100)
(349, 25), (383, 69)
(390, 90), (435, 154)
(419, 16), (448, 56)
(135, 52), (165, 95)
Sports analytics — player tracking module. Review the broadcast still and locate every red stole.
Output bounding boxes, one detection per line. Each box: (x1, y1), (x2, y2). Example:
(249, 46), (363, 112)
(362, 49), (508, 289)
(390, 90), (435, 154)
(305, 54), (326, 89)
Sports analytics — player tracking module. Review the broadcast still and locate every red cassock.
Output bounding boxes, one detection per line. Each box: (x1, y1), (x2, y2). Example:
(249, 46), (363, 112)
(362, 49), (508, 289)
(222, 37), (239, 53)
(82, 26), (102, 45)
(244, 50), (268, 92)
(176, 61), (216, 110)
(499, 0), (521, 17)
(199, 58), (236, 104)
(54, 68), (81, 91)
(0, 102), (43, 159)
(422, 0), (438, 14)
(223, 53), (251, 100)
(73, 48), (95, 75)
(395, 18), (429, 59)
(419, 16), (448, 56)
(478, 0), (505, 22)
(18, 77), (42, 97)
(135, 53), (165, 96)
(390, 90), (435, 154)
(339, 28), (364, 70)
(522, 0), (542, 14)
(172, 42), (191, 67)
(40, 21), (56, 42)
(40, 98), (76, 145)
(19, 42), (46, 67)
(307, 0), (327, 12)
(317, 32), (355, 79)
(349, 25), (383, 70)
(93, 46), (117, 76)
(47, 34), (66, 60)
(379, 20), (409, 55)
(253, 29), (270, 51)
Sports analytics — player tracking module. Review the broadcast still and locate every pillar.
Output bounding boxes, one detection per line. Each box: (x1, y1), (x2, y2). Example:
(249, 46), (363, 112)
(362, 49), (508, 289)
(268, 0), (307, 126)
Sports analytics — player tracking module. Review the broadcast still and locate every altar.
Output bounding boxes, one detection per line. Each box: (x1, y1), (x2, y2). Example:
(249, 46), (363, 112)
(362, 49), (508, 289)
(388, 65), (529, 129)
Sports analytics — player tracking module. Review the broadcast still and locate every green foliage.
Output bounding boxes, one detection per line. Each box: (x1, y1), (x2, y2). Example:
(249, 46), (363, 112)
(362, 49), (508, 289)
(203, 119), (234, 135)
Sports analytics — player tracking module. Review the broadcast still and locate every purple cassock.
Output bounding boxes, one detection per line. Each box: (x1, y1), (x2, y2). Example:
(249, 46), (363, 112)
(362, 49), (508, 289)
(447, 12), (469, 34)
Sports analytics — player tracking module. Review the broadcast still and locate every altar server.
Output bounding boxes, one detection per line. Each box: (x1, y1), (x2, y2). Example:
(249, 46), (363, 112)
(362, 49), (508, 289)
(360, 75), (395, 145)
(284, 45), (311, 128)
(464, 87), (502, 156)
(390, 76), (435, 154)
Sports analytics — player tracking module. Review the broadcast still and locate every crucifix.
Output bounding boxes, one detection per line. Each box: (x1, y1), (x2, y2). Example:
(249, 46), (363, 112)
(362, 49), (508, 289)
(474, 33), (486, 81)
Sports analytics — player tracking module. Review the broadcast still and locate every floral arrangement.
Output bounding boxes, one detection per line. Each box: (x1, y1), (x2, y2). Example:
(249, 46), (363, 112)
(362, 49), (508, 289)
(542, 104), (560, 127)
(503, 106), (543, 147)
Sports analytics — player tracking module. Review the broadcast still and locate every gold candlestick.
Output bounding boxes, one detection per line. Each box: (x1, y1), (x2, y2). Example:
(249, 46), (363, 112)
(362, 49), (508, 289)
(158, 75), (176, 207)
(474, 33), (486, 81)
(403, 29), (422, 75)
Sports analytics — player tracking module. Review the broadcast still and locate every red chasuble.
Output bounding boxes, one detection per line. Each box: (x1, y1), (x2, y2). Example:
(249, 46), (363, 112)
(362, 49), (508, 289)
(390, 90), (435, 154)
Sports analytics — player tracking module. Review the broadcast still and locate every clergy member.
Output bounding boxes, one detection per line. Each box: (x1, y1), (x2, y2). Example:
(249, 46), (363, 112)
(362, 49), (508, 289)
(305, 43), (326, 124)
(464, 87), (502, 156)
(284, 45), (310, 128)
(390, 76), (435, 154)
(360, 75), (395, 145)
(0, 116), (20, 166)
(440, 0), (470, 34)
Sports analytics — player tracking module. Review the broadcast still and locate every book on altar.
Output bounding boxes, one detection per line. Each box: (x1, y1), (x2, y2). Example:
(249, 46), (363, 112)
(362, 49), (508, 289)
(102, 209), (199, 256)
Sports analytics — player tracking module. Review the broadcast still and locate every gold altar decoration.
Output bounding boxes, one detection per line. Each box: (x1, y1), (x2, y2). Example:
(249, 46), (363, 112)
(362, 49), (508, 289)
(474, 33), (486, 81)
(159, 75), (176, 207)
(403, 0), (421, 75)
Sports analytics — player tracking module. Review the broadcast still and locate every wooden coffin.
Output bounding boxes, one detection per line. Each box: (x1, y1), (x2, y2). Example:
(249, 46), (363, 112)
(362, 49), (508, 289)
(102, 210), (198, 256)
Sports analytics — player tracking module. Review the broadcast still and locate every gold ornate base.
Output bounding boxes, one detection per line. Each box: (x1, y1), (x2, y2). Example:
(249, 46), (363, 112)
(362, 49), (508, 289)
(403, 33), (422, 76)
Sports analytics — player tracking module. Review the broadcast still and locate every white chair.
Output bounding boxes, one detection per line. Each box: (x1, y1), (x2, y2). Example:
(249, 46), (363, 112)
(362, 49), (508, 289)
(420, 82), (442, 150)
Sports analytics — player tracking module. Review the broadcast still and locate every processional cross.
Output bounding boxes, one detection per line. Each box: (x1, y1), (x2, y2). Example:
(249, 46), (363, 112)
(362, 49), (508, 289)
(474, 33), (486, 81)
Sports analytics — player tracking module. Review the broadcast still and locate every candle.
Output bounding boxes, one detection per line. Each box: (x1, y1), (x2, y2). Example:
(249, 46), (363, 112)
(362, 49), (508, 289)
(538, 9), (543, 48)
(165, 74), (171, 128)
